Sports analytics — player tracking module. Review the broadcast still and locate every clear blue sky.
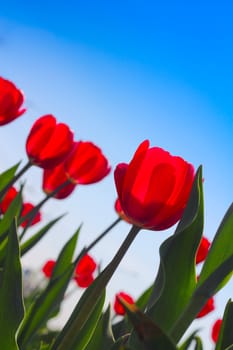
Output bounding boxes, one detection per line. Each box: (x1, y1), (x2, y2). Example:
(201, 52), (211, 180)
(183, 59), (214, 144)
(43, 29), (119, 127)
(0, 1), (233, 348)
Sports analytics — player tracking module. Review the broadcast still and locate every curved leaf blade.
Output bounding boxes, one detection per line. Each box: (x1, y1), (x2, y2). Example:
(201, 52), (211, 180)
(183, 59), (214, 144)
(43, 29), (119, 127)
(147, 167), (203, 332)
(0, 220), (24, 349)
(215, 299), (233, 350)
(84, 305), (114, 350)
(198, 203), (233, 291)
(20, 215), (65, 256)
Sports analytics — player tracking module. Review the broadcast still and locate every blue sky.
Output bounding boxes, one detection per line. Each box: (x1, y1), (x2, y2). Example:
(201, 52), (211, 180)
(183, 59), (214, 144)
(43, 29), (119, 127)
(1, 1), (233, 347)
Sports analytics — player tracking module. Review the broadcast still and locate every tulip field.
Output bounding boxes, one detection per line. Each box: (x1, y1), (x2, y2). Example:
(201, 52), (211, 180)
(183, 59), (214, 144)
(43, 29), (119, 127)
(0, 76), (233, 349)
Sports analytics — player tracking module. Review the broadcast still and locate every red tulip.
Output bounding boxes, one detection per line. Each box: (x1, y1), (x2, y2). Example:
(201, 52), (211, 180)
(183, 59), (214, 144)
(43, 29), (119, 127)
(20, 202), (42, 228)
(0, 186), (18, 214)
(0, 77), (26, 125)
(196, 236), (211, 264)
(74, 254), (97, 288)
(42, 260), (56, 278)
(26, 114), (74, 169)
(114, 140), (194, 231)
(113, 291), (135, 315)
(64, 141), (111, 184)
(196, 297), (215, 318)
(114, 198), (132, 223)
(43, 163), (76, 199)
(211, 319), (222, 343)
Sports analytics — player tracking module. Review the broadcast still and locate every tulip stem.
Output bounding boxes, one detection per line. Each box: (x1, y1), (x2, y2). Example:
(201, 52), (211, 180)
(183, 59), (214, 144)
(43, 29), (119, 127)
(107, 225), (141, 273)
(0, 160), (32, 199)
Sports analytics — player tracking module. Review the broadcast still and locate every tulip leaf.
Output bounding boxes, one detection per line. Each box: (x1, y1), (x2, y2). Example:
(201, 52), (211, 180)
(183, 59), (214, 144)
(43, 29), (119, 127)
(18, 265), (74, 348)
(18, 229), (79, 347)
(171, 203), (233, 342)
(0, 191), (22, 241)
(136, 285), (153, 310)
(215, 300), (233, 350)
(50, 224), (140, 350)
(0, 162), (21, 194)
(50, 291), (105, 350)
(119, 298), (176, 350)
(193, 336), (203, 350)
(178, 331), (199, 349)
(50, 226), (81, 281)
(0, 220), (24, 350)
(113, 284), (154, 342)
(198, 202), (233, 291)
(146, 167), (203, 333)
(84, 305), (114, 350)
(20, 215), (65, 256)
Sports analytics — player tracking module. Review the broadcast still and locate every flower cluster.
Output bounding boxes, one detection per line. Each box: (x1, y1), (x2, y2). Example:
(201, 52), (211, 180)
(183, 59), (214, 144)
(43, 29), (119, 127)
(0, 76), (230, 350)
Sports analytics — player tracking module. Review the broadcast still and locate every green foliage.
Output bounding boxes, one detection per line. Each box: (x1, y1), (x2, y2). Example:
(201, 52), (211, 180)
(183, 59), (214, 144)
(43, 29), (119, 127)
(20, 215), (65, 256)
(0, 220), (24, 349)
(17, 230), (79, 348)
(0, 142), (232, 350)
(215, 300), (233, 350)
(84, 306), (114, 350)
(0, 162), (21, 194)
(146, 167), (203, 334)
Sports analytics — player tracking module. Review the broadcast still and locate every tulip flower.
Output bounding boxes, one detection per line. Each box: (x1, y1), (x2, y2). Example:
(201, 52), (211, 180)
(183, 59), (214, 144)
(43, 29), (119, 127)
(74, 254), (97, 288)
(26, 114), (74, 169)
(211, 319), (222, 343)
(64, 141), (111, 184)
(0, 186), (18, 214)
(20, 202), (42, 228)
(42, 260), (56, 278)
(114, 140), (194, 231)
(43, 163), (76, 199)
(114, 198), (131, 223)
(113, 291), (135, 315)
(0, 77), (26, 125)
(196, 236), (211, 264)
(196, 296), (215, 318)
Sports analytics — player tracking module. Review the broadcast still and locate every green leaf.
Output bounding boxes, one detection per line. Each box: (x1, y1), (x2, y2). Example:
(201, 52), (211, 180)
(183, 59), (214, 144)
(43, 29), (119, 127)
(136, 285), (153, 311)
(84, 305), (114, 350)
(193, 336), (203, 350)
(18, 229), (80, 347)
(146, 167), (203, 333)
(0, 162), (21, 194)
(51, 226), (81, 281)
(171, 203), (233, 342)
(50, 225), (141, 350)
(0, 191), (22, 241)
(20, 215), (65, 256)
(198, 203), (233, 291)
(178, 331), (199, 350)
(113, 285), (153, 341)
(0, 220), (24, 349)
(215, 300), (233, 350)
(18, 265), (74, 348)
(119, 299), (176, 350)
(54, 291), (105, 350)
